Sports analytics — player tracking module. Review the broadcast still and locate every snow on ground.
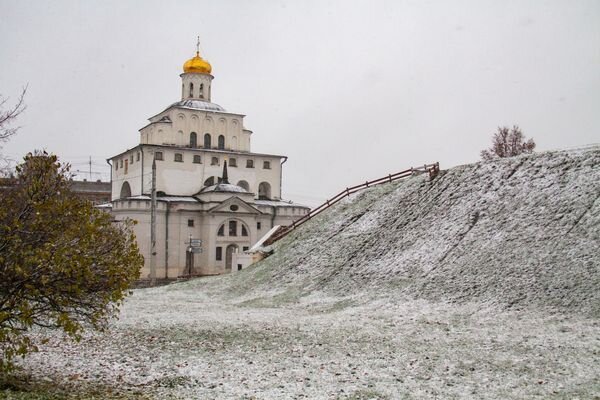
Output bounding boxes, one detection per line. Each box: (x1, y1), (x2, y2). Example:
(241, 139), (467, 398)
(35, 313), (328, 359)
(11, 147), (600, 399)
(16, 286), (600, 399)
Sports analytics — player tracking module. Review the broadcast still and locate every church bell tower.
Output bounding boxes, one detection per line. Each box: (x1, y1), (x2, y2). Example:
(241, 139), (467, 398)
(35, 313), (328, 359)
(180, 37), (213, 102)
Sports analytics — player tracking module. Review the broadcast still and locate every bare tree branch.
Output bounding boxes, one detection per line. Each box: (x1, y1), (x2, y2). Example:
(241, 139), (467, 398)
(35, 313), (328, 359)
(0, 86), (28, 142)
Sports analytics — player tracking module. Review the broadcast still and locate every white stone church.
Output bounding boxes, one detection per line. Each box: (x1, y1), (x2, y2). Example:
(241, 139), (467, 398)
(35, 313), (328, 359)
(108, 45), (309, 279)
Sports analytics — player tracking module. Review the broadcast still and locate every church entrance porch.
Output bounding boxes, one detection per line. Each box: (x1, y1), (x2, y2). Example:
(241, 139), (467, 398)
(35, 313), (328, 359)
(225, 244), (238, 272)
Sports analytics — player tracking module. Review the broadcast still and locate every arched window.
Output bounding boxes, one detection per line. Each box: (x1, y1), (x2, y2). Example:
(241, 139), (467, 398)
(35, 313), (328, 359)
(189, 82), (194, 98)
(216, 219), (249, 239)
(204, 133), (211, 148)
(120, 181), (131, 199)
(258, 182), (271, 200)
(211, 157), (219, 166)
(237, 180), (250, 191)
(204, 177), (215, 187)
(218, 135), (225, 150)
(190, 132), (197, 147)
(199, 83), (204, 99)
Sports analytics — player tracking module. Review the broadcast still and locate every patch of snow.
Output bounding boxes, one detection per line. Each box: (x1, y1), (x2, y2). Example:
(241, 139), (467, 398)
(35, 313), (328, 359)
(254, 199), (310, 208)
(250, 225), (282, 252)
(200, 183), (248, 193)
(157, 196), (199, 203)
(169, 99), (226, 112)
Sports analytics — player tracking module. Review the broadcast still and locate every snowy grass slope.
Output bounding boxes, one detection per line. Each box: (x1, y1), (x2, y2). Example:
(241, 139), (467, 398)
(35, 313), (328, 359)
(8, 146), (600, 399)
(223, 146), (600, 316)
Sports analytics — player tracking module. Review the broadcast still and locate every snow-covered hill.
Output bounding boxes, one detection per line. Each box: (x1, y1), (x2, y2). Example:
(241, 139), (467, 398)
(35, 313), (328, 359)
(230, 146), (600, 316)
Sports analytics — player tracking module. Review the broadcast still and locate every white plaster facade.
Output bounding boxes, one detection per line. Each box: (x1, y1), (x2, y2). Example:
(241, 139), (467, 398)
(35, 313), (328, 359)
(108, 49), (309, 279)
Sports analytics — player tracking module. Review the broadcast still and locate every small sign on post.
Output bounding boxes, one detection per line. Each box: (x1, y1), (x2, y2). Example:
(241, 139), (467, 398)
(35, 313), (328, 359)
(187, 238), (202, 254)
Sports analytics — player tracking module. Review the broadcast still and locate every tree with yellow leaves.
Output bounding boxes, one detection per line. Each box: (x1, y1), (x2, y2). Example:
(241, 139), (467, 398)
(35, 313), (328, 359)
(0, 152), (143, 371)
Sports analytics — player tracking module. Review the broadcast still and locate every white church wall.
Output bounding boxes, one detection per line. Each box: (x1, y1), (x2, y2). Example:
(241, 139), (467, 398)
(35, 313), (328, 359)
(230, 252), (254, 272)
(243, 130), (252, 152)
(168, 208), (199, 277)
(172, 111), (247, 152)
(115, 201), (198, 279)
(180, 73), (213, 101)
(113, 204), (154, 279)
(128, 146), (283, 199)
(140, 109), (250, 153)
(229, 157), (282, 199)
(201, 214), (221, 275)
(111, 150), (144, 200)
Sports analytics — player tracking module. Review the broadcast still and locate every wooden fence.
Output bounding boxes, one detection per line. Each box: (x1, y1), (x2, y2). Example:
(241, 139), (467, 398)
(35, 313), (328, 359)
(264, 162), (439, 245)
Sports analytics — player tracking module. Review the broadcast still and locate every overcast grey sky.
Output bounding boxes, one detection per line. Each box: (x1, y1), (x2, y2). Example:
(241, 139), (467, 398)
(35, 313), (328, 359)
(1, 0), (598, 205)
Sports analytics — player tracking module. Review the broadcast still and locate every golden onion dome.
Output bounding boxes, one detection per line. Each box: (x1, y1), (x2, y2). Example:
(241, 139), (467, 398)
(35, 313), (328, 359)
(183, 51), (212, 74)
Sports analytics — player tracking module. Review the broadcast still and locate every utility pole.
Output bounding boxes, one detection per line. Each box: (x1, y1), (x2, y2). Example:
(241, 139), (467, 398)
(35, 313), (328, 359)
(89, 156), (92, 181)
(150, 156), (157, 286)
